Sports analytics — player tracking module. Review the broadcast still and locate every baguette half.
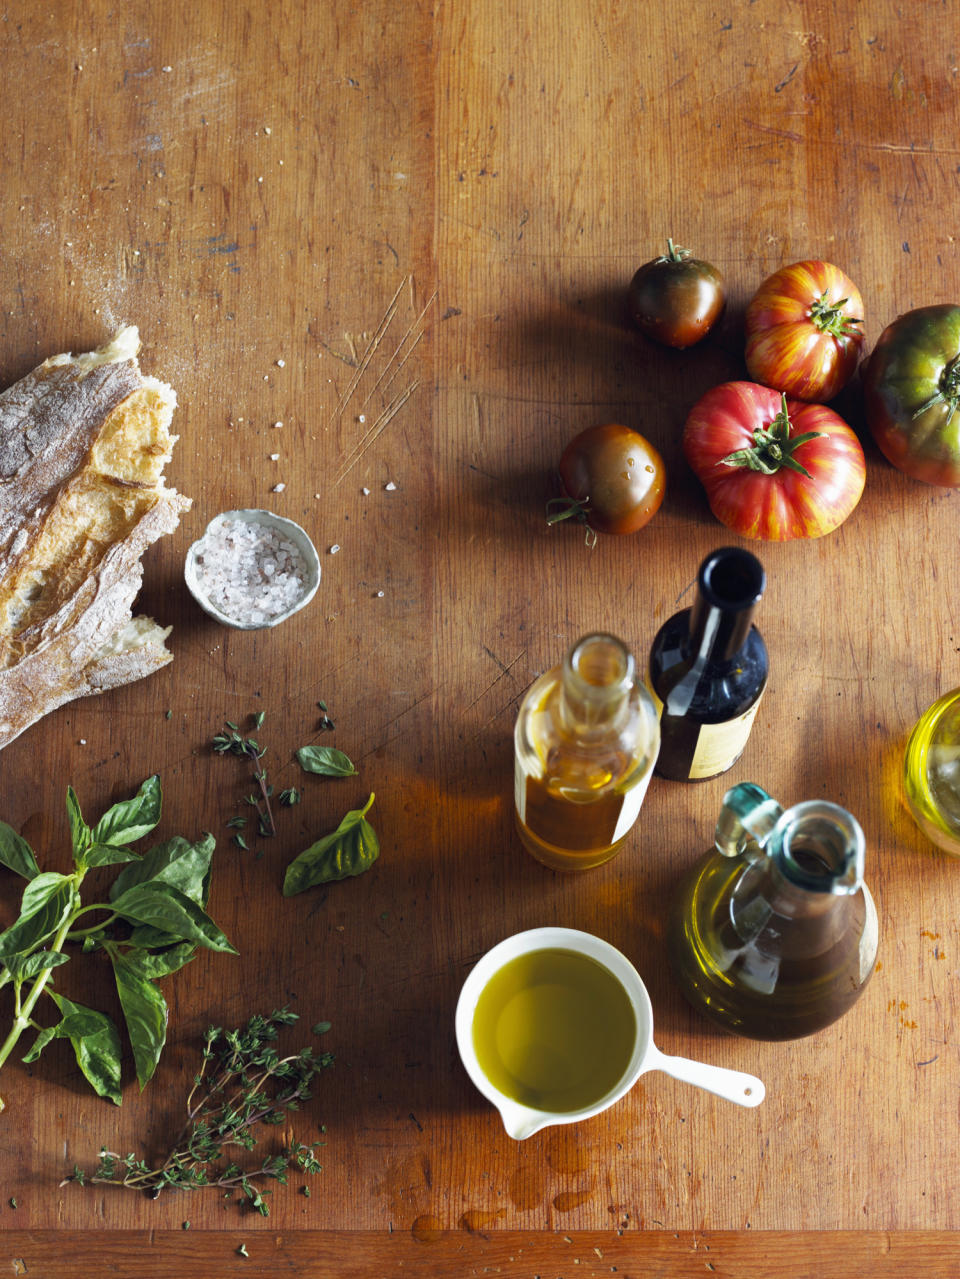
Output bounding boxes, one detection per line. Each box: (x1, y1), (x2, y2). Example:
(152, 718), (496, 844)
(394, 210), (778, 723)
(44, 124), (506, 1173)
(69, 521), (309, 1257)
(0, 327), (191, 749)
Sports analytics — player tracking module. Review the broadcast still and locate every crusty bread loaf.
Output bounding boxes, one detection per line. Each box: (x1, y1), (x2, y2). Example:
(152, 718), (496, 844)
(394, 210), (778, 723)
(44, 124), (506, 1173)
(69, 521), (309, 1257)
(0, 327), (191, 748)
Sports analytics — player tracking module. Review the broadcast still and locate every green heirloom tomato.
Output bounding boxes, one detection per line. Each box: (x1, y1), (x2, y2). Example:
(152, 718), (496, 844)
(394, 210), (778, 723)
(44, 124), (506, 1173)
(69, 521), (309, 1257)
(863, 304), (960, 486)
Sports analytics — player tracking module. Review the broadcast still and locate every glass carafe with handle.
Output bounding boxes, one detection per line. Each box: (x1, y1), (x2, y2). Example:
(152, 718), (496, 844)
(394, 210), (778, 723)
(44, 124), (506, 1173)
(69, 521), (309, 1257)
(667, 782), (879, 1039)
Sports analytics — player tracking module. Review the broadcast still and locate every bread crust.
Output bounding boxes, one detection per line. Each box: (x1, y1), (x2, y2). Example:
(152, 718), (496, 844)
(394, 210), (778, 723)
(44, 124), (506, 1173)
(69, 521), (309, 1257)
(0, 329), (191, 748)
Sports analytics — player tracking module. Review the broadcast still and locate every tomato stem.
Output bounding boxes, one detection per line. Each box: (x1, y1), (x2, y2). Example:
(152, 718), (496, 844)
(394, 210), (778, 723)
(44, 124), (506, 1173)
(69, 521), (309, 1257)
(660, 238), (690, 264)
(546, 497), (598, 548)
(720, 393), (826, 479)
(809, 290), (863, 339)
(912, 353), (960, 423)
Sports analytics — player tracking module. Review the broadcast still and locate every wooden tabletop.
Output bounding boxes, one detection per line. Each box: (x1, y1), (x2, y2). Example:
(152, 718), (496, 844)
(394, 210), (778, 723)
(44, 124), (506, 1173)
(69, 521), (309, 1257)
(1, 0), (958, 1272)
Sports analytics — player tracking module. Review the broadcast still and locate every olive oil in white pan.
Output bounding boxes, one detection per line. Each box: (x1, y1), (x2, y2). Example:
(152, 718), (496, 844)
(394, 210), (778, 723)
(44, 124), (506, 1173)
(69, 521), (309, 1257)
(455, 928), (764, 1140)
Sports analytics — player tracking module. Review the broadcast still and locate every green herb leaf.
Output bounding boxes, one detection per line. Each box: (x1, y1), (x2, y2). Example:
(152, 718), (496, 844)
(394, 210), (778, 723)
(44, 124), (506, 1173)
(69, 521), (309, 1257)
(295, 746), (357, 778)
(0, 873), (77, 959)
(83, 844), (141, 867)
(66, 788), (91, 867)
(0, 822), (40, 880)
(110, 834), (215, 909)
(49, 994), (123, 1105)
(108, 948), (170, 1089)
(3, 949), (70, 982)
(90, 776), (162, 849)
(311, 1021), (331, 1036)
(110, 881), (236, 954)
(127, 941), (196, 979)
(282, 794), (378, 896)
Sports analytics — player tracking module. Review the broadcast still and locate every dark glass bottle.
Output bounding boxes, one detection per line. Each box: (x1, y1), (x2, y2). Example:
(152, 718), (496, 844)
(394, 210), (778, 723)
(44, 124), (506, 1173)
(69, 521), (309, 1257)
(648, 547), (767, 782)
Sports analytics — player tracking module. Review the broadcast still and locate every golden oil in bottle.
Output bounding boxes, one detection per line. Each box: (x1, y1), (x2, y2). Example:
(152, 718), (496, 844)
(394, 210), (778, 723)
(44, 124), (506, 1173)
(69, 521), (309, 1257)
(514, 633), (660, 871)
(904, 688), (960, 856)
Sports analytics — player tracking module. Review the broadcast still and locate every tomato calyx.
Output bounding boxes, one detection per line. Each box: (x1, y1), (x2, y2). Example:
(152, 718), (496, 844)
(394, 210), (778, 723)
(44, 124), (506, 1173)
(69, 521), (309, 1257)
(720, 394), (826, 479)
(657, 237), (690, 264)
(808, 290), (863, 340)
(912, 353), (960, 424)
(546, 496), (599, 548)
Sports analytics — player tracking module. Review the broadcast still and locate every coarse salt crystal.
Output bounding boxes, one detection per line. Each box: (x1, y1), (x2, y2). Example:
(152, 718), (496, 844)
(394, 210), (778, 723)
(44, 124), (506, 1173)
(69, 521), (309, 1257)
(276, 358), (286, 368)
(361, 487), (370, 495)
(329, 544), (340, 554)
(272, 483), (285, 492)
(270, 453), (280, 460)
(191, 517), (311, 624)
(385, 481), (397, 491)
(376, 590), (384, 598)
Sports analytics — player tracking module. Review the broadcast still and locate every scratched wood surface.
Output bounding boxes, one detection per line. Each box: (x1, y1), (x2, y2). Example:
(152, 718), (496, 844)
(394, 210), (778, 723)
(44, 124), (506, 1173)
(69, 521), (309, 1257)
(0, 0), (958, 1270)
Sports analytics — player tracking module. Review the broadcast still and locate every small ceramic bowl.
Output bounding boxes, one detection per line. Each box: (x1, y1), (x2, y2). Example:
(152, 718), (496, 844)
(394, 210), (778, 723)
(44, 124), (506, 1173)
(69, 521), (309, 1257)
(184, 508), (321, 630)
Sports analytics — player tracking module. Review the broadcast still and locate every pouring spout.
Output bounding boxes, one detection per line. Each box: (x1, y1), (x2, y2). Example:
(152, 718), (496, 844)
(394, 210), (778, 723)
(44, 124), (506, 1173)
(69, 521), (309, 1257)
(497, 1101), (550, 1140)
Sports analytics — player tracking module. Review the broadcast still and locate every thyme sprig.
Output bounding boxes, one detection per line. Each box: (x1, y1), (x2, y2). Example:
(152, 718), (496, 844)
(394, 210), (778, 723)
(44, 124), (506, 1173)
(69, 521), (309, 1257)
(66, 1009), (332, 1215)
(213, 716), (276, 838)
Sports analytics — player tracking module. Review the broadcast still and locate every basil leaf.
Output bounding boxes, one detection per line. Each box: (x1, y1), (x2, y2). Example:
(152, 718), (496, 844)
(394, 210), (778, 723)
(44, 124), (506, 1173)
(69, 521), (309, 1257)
(22, 1024), (57, 1063)
(50, 993), (122, 1106)
(66, 787), (91, 867)
(108, 949), (169, 1089)
(127, 941), (196, 979)
(0, 874), (76, 958)
(84, 844), (141, 868)
(295, 746), (357, 778)
(3, 950), (69, 982)
(110, 834), (215, 908)
(283, 793), (379, 896)
(110, 882), (236, 954)
(0, 822), (39, 880)
(91, 775), (162, 849)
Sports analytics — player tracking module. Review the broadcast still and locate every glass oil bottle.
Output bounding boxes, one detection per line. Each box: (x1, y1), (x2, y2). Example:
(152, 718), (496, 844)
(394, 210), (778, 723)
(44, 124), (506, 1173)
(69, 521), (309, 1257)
(514, 633), (660, 871)
(668, 782), (879, 1039)
(904, 687), (960, 856)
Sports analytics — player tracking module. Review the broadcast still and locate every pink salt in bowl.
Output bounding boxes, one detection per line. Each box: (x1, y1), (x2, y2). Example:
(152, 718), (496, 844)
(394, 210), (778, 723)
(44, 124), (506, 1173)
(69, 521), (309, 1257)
(185, 508), (321, 630)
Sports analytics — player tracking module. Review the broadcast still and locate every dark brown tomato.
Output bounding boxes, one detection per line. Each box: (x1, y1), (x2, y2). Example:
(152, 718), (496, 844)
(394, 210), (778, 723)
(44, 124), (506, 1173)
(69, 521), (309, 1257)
(629, 239), (726, 349)
(550, 423), (666, 539)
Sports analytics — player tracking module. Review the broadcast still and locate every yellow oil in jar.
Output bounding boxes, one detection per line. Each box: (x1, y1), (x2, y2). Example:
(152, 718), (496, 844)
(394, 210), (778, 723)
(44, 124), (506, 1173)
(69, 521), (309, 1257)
(904, 689), (960, 857)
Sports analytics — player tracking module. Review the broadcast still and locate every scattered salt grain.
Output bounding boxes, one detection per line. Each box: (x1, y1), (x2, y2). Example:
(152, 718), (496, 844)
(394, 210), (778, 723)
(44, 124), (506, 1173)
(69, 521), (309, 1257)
(276, 359), (286, 368)
(191, 518), (310, 625)
(273, 421), (283, 428)
(384, 481), (397, 491)
(357, 414), (366, 423)
(361, 487), (370, 496)
(376, 590), (385, 598)
(270, 453), (280, 461)
(272, 483), (285, 492)
(329, 544), (340, 554)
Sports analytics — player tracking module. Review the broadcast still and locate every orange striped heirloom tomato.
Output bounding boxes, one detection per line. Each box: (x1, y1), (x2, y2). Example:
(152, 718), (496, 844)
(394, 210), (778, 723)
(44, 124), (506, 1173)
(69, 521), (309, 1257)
(682, 381), (866, 540)
(744, 260), (865, 402)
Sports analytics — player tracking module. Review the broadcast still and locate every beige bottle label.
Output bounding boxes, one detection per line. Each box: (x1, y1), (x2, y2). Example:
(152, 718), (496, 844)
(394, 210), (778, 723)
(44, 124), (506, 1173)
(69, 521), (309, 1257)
(688, 697), (763, 780)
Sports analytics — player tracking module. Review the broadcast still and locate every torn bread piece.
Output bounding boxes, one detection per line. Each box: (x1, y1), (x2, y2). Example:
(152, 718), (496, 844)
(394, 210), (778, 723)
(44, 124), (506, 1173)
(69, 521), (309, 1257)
(0, 327), (191, 748)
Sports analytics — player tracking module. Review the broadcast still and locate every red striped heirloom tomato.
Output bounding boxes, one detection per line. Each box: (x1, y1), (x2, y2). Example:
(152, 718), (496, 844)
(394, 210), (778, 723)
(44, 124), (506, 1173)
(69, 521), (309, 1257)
(682, 381), (866, 541)
(745, 260), (865, 402)
(862, 304), (960, 486)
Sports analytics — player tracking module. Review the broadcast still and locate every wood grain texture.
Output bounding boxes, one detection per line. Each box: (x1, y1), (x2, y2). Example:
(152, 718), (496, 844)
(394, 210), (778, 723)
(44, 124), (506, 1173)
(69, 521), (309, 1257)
(0, 0), (957, 1265)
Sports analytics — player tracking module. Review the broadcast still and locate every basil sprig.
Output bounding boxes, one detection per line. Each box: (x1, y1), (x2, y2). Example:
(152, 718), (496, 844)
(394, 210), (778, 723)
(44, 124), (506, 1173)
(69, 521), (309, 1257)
(0, 777), (234, 1109)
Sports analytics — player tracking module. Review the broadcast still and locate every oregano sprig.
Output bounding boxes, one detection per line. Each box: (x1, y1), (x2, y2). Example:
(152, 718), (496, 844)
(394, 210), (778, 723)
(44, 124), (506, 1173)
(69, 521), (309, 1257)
(213, 716), (277, 837)
(65, 1009), (332, 1215)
